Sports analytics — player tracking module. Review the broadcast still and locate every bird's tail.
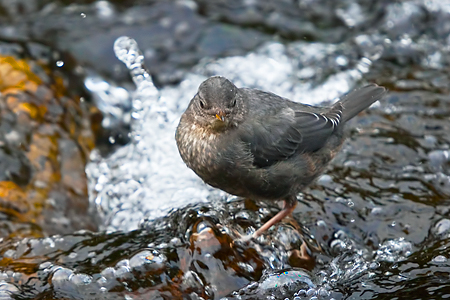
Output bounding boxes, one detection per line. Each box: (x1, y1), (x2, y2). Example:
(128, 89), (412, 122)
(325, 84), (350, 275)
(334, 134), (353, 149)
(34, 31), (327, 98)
(337, 84), (387, 123)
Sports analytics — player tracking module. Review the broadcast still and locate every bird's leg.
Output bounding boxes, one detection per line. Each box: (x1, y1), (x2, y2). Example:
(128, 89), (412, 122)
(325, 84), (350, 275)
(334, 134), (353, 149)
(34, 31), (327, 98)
(252, 196), (298, 238)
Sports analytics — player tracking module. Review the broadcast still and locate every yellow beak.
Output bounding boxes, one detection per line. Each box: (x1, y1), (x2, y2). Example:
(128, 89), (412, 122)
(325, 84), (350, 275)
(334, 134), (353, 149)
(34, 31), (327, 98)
(215, 114), (225, 122)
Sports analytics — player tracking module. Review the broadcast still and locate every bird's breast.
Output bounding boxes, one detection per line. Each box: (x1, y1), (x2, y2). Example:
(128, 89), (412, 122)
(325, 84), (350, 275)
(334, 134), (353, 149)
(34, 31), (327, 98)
(176, 120), (256, 194)
(176, 122), (224, 177)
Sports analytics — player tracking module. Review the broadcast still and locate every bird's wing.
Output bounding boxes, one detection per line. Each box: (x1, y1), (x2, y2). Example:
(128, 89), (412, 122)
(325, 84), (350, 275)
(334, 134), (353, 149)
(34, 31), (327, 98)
(240, 103), (342, 168)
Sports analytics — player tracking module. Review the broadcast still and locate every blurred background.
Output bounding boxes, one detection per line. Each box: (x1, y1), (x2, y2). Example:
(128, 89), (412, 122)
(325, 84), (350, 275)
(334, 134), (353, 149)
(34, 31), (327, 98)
(0, 0), (450, 299)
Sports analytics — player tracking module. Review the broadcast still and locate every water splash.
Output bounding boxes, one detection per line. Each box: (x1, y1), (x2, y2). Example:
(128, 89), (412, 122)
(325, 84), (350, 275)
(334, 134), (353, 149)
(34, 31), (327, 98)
(375, 238), (413, 262)
(86, 37), (222, 231)
(114, 37), (157, 98)
(86, 35), (383, 232)
(84, 75), (131, 130)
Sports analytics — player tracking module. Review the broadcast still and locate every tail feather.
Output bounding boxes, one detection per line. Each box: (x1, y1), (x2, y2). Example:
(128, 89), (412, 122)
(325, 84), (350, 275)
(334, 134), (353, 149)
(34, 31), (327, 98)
(337, 84), (387, 123)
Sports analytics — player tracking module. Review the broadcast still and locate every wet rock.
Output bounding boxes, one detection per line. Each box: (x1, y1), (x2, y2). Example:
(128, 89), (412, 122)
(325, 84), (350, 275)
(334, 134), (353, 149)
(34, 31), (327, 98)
(197, 24), (266, 57)
(195, 0), (350, 42)
(0, 2), (270, 86)
(0, 51), (98, 237)
(0, 202), (271, 298)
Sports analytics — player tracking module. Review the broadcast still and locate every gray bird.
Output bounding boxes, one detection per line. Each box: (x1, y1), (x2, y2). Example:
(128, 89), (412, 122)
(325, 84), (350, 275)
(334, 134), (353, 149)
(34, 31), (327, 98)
(176, 76), (386, 237)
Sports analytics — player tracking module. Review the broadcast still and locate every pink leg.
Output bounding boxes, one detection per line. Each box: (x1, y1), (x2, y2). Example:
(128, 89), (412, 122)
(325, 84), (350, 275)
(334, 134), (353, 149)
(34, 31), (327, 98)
(252, 196), (298, 238)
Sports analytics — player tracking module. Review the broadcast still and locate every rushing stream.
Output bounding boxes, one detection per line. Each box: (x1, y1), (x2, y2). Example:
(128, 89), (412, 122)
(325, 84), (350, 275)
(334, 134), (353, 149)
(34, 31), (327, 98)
(1, 0), (450, 299)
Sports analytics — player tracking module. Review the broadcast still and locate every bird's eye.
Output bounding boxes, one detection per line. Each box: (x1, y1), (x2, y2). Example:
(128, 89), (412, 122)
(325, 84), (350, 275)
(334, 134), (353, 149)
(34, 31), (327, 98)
(199, 99), (206, 109)
(230, 98), (236, 107)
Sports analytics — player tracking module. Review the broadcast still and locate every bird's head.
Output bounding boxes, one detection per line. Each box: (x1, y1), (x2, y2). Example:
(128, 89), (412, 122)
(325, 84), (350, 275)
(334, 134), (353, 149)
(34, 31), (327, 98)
(189, 76), (246, 131)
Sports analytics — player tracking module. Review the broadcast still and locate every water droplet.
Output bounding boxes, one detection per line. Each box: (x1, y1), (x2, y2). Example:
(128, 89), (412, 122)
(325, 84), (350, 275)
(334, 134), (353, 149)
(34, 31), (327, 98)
(71, 273), (92, 286)
(318, 287), (330, 297)
(432, 255), (447, 263)
(52, 267), (74, 286)
(336, 55), (349, 66)
(317, 174), (333, 184)
(317, 220), (327, 228)
(400, 35), (412, 45)
(371, 207), (383, 215)
(115, 266), (132, 281)
(96, 1), (115, 18)
(56, 60), (64, 67)
(80, 13), (86, 18)
(131, 111), (140, 120)
(434, 219), (450, 235)
(306, 288), (316, 296)
(428, 150), (450, 167)
(100, 267), (115, 279)
(356, 57), (372, 73)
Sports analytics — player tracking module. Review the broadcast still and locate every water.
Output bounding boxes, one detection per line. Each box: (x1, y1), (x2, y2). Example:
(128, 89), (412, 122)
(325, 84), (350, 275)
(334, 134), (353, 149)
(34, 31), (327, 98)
(2, 0), (450, 299)
(83, 34), (448, 298)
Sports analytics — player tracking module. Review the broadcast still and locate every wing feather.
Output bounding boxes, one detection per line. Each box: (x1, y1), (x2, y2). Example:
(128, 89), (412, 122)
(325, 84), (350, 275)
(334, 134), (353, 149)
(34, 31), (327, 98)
(240, 103), (342, 168)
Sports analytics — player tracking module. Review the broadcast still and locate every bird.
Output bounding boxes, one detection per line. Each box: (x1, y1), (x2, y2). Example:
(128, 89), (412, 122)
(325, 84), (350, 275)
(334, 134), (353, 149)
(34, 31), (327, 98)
(175, 76), (386, 238)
